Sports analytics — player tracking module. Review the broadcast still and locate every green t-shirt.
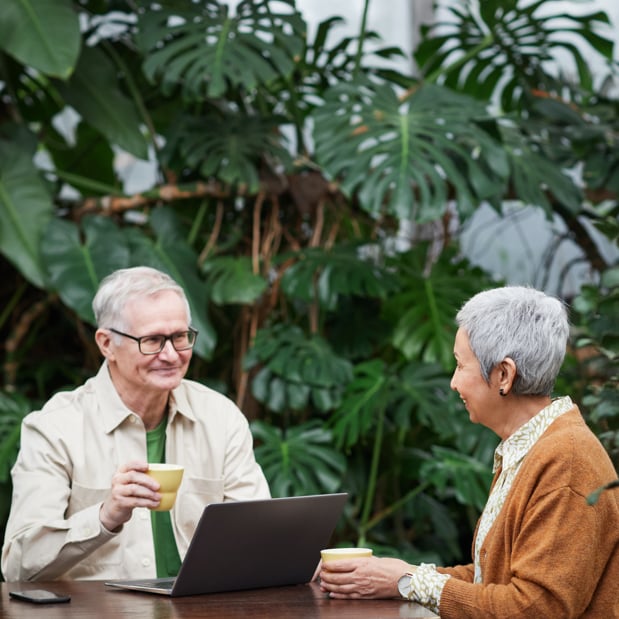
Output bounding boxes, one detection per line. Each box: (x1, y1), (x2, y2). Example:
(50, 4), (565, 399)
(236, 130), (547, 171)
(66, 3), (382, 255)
(146, 418), (182, 578)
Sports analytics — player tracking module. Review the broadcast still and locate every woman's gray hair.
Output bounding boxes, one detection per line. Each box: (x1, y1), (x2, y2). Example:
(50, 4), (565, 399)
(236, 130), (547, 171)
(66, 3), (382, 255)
(456, 286), (569, 396)
(92, 266), (191, 331)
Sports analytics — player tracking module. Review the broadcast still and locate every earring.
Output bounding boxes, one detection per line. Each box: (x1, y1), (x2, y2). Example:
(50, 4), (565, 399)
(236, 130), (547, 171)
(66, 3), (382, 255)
(499, 388), (506, 396)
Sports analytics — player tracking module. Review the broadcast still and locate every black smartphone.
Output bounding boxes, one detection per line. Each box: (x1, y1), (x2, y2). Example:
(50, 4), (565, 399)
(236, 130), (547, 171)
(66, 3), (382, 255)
(9, 589), (71, 604)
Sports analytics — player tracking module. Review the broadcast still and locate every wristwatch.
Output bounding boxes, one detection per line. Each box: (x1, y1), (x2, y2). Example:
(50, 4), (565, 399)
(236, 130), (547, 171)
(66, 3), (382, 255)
(397, 572), (415, 600)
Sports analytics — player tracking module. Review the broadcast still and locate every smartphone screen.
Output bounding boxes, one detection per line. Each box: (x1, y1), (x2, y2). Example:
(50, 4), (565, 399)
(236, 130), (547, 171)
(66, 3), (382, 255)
(9, 589), (71, 604)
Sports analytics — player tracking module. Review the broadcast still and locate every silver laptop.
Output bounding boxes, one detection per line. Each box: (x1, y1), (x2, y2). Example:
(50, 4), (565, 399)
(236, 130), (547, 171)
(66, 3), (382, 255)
(105, 493), (348, 597)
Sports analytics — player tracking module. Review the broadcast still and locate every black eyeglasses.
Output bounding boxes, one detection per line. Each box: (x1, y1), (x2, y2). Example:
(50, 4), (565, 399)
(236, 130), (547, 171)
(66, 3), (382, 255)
(109, 327), (198, 355)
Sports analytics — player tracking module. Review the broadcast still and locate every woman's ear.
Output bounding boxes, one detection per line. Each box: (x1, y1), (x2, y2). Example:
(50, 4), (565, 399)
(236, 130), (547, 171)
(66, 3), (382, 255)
(497, 357), (517, 395)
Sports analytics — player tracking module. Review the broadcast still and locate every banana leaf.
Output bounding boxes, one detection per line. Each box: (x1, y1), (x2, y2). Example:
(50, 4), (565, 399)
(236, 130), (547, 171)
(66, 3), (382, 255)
(0, 133), (54, 289)
(0, 0), (80, 78)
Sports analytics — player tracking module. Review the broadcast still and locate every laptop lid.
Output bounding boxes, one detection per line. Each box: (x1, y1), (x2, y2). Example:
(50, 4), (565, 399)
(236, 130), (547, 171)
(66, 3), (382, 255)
(105, 492), (348, 597)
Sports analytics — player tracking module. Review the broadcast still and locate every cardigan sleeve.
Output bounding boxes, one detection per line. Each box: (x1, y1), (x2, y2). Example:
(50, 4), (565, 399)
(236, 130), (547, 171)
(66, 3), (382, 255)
(436, 563), (474, 582)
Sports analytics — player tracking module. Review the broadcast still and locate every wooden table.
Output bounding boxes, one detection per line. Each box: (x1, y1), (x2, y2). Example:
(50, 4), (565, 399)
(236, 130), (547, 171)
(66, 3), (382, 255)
(0, 580), (439, 618)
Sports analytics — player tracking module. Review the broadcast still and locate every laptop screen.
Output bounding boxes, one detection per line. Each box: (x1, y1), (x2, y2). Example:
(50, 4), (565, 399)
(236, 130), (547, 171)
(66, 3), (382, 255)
(105, 493), (348, 597)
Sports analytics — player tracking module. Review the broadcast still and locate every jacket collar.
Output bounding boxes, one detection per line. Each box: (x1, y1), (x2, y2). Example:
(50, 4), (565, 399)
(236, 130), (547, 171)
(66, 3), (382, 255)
(95, 360), (196, 433)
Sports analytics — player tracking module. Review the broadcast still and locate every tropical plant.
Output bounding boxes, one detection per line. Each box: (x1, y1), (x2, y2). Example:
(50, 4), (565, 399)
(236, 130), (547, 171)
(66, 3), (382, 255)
(0, 0), (617, 569)
(571, 215), (619, 468)
(572, 216), (619, 502)
(0, 391), (30, 543)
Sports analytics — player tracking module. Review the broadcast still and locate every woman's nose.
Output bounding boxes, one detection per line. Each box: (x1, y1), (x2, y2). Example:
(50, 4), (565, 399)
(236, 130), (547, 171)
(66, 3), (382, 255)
(449, 374), (457, 391)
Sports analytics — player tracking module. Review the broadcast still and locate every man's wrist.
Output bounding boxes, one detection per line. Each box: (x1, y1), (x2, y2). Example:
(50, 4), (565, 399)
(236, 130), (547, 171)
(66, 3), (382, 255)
(99, 503), (122, 533)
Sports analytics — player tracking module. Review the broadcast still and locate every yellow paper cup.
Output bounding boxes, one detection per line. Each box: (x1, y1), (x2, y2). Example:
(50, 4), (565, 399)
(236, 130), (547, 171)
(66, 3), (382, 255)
(146, 464), (184, 511)
(320, 547), (373, 562)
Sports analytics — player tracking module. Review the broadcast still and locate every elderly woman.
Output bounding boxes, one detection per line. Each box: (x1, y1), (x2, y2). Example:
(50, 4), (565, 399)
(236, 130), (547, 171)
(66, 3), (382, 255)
(319, 286), (619, 618)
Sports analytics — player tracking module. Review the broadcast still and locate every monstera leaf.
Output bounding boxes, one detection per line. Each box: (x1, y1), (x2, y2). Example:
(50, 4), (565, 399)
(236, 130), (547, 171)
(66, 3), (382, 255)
(313, 79), (509, 222)
(330, 359), (454, 450)
(137, 0), (305, 99)
(328, 359), (389, 449)
(202, 256), (267, 305)
(498, 119), (582, 215)
(415, 0), (613, 110)
(420, 446), (493, 511)
(251, 420), (346, 497)
(162, 112), (293, 192)
(279, 245), (400, 310)
(384, 244), (496, 370)
(245, 324), (353, 413)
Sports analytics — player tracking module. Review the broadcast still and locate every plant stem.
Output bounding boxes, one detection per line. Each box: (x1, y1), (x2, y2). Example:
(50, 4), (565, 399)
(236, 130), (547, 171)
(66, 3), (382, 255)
(358, 404), (384, 546)
(354, 0), (371, 78)
(364, 480), (431, 532)
(0, 281), (27, 331)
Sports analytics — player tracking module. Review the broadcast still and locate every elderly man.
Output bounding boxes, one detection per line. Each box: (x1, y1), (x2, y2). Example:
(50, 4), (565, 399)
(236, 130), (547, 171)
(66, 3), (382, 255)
(1, 266), (270, 582)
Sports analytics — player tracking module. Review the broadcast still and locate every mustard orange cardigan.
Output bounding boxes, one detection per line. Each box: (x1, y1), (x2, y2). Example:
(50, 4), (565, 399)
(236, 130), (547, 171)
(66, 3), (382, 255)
(437, 407), (619, 618)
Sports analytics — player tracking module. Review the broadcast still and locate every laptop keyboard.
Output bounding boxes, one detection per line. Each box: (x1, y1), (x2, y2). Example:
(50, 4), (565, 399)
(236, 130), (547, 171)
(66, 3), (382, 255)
(139, 578), (175, 588)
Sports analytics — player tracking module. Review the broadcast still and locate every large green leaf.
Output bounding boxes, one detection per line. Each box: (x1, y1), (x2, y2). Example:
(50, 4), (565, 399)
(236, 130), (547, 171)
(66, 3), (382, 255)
(46, 122), (117, 195)
(56, 46), (148, 159)
(245, 324), (353, 413)
(523, 94), (619, 203)
(570, 258), (619, 463)
(330, 359), (455, 450)
(279, 245), (400, 311)
(420, 446), (492, 511)
(41, 216), (131, 323)
(202, 256), (267, 305)
(0, 135), (53, 288)
(329, 359), (388, 449)
(313, 80), (509, 222)
(384, 244), (497, 370)
(498, 119), (582, 214)
(255, 14), (409, 153)
(162, 112), (293, 192)
(42, 209), (216, 359)
(0, 0), (80, 78)
(251, 420), (346, 497)
(415, 0), (613, 110)
(137, 0), (305, 100)
(0, 391), (31, 482)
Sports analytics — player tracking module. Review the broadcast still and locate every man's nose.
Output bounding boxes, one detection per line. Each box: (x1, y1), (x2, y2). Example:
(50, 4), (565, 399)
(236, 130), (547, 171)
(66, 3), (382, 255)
(158, 338), (180, 358)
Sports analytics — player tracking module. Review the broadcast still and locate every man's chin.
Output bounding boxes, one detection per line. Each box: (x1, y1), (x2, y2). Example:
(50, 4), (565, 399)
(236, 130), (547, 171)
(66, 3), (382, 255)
(149, 369), (185, 387)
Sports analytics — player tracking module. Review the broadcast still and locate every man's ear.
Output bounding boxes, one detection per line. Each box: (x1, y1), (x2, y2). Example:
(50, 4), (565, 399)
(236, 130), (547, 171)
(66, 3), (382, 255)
(95, 328), (115, 360)
(497, 357), (517, 395)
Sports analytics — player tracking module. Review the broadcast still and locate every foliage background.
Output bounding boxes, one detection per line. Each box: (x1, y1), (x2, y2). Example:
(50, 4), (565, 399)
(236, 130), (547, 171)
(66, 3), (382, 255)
(0, 0), (618, 572)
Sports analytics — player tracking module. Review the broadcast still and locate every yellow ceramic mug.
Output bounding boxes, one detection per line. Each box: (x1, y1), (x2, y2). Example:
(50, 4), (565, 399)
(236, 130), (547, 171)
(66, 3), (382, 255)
(320, 547), (373, 562)
(146, 464), (184, 511)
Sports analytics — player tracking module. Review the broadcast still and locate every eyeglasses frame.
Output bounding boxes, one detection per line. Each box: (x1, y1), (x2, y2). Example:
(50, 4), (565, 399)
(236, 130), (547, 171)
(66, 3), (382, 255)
(108, 327), (198, 355)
